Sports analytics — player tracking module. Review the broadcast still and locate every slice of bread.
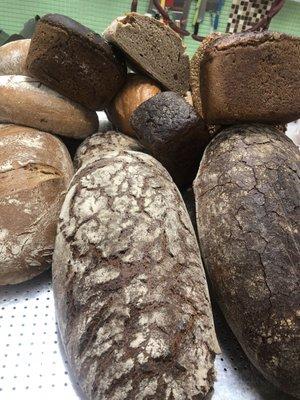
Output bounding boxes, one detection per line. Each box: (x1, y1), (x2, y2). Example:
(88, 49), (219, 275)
(103, 13), (190, 95)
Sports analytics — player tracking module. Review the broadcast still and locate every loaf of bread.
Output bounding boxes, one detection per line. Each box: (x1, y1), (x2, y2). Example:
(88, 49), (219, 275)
(53, 131), (219, 400)
(74, 130), (145, 170)
(26, 14), (127, 111)
(194, 124), (300, 398)
(0, 124), (73, 285)
(199, 31), (300, 124)
(103, 13), (190, 95)
(131, 91), (210, 188)
(106, 74), (161, 136)
(0, 39), (30, 75)
(0, 75), (98, 138)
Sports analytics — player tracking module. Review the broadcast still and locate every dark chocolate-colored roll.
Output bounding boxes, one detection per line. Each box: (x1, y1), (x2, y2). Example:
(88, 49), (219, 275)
(131, 91), (210, 188)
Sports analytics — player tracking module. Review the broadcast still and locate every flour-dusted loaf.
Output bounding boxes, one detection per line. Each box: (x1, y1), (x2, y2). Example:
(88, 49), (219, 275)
(131, 92), (210, 188)
(74, 130), (145, 170)
(26, 14), (127, 110)
(194, 124), (300, 398)
(53, 131), (219, 400)
(0, 75), (98, 138)
(0, 39), (30, 75)
(200, 31), (300, 124)
(0, 124), (73, 285)
(103, 13), (190, 95)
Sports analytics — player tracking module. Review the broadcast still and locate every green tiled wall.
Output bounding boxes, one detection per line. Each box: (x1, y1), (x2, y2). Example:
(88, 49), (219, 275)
(1, 0), (299, 56)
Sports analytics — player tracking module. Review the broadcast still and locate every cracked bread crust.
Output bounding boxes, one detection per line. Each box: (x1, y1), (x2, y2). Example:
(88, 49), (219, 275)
(0, 39), (30, 76)
(194, 124), (300, 398)
(26, 14), (127, 111)
(53, 131), (219, 400)
(0, 124), (73, 285)
(103, 13), (190, 95)
(200, 32), (300, 124)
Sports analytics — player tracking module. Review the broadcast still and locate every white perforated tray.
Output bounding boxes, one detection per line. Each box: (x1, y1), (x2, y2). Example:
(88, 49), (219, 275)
(0, 270), (293, 400)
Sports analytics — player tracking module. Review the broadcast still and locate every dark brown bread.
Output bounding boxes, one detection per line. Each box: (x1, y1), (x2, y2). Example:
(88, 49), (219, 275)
(53, 131), (219, 400)
(200, 31), (300, 124)
(194, 124), (300, 398)
(103, 13), (190, 95)
(26, 14), (126, 110)
(0, 124), (73, 285)
(131, 91), (210, 188)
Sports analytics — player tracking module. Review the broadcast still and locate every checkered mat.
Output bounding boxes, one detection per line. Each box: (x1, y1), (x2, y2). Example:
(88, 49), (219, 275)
(226, 0), (275, 33)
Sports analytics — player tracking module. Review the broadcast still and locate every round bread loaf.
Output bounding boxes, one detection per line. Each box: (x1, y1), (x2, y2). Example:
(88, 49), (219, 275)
(106, 74), (161, 136)
(0, 124), (74, 285)
(194, 124), (300, 398)
(26, 14), (127, 111)
(53, 131), (219, 400)
(0, 39), (31, 76)
(0, 75), (98, 138)
(130, 91), (210, 188)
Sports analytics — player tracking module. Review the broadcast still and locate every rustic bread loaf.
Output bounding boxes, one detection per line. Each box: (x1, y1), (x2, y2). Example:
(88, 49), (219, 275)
(106, 73), (161, 137)
(0, 75), (98, 138)
(53, 131), (219, 400)
(0, 39), (30, 75)
(131, 91), (210, 188)
(26, 14), (127, 111)
(74, 130), (145, 170)
(194, 124), (300, 398)
(0, 124), (73, 285)
(200, 31), (300, 124)
(103, 13), (190, 95)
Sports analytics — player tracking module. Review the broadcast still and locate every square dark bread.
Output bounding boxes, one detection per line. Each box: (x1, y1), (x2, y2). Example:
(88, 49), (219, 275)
(200, 31), (300, 124)
(103, 12), (190, 95)
(26, 14), (127, 111)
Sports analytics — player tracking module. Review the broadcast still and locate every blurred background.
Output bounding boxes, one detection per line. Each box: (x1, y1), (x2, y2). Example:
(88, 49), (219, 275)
(0, 0), (299, 56)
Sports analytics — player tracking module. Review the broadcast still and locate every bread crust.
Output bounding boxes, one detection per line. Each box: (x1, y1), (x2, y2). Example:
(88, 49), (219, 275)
(194, 124), (300, 398)
(53, 131), (219, 400)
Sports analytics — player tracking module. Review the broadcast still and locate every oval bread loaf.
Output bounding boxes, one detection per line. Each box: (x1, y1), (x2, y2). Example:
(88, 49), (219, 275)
(0, 124), (73, 285)
(53, 131), (219, 400)
(0, 75), (98, 138)
(0, 39), (30, 75)
(194, 124), (300, 398)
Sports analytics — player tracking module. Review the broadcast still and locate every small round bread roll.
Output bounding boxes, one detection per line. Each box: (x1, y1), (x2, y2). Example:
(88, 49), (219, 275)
(106, 74), (161, 136)
(0, 39), (31, 76)
(0, 124), (74, 285)
(0, 75), (99, 138)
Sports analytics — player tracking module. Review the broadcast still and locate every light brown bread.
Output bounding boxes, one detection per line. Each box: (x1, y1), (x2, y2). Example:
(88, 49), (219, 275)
(0, 39), (30, 75)
(103, 13), (190, 95)
(0, 75), (98, 138)
(0, 124), (73, 285)
(53, 131), (219, 400)
(194, 124), (300, 398)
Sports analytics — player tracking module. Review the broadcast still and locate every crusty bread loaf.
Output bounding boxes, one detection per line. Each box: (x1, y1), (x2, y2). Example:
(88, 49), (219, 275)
(194, 124), (300, 398)
(0, 39), (30, 75)
(200, 31), (300, 124)
(74, 130), (145, 170)
(26, 14), (127, 111)
(106, 74), (161, 136)
(53, 131), (219, 400)
(0, 124), (73, 285)
(103, 13), (190, 95)
(0, 75), (98, 138)
(131, 91), (210, 188)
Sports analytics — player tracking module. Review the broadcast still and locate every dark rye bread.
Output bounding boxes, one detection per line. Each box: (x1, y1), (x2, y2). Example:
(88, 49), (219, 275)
(53, 131), (219, 400)
(103, 13), (190, 95)
(130, 91), (210, 188)
(200, 31), (300, 124)
(194, 124), (300, 398)
(26, 14), (126, 111)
